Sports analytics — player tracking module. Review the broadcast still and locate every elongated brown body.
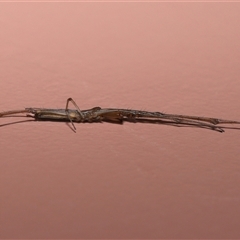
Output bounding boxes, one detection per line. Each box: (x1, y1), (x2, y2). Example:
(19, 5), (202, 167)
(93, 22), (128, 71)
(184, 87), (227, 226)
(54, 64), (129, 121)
(1, 98), (240, 133)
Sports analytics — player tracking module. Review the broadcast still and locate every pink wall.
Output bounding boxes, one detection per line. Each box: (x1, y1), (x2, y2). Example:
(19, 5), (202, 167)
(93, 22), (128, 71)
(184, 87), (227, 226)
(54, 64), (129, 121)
(1, 2), (240, 238)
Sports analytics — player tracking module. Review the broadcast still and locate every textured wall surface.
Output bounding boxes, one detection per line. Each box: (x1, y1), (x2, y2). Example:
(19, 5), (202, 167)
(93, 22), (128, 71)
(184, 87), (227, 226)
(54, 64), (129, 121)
(1, 2), (240, 238)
